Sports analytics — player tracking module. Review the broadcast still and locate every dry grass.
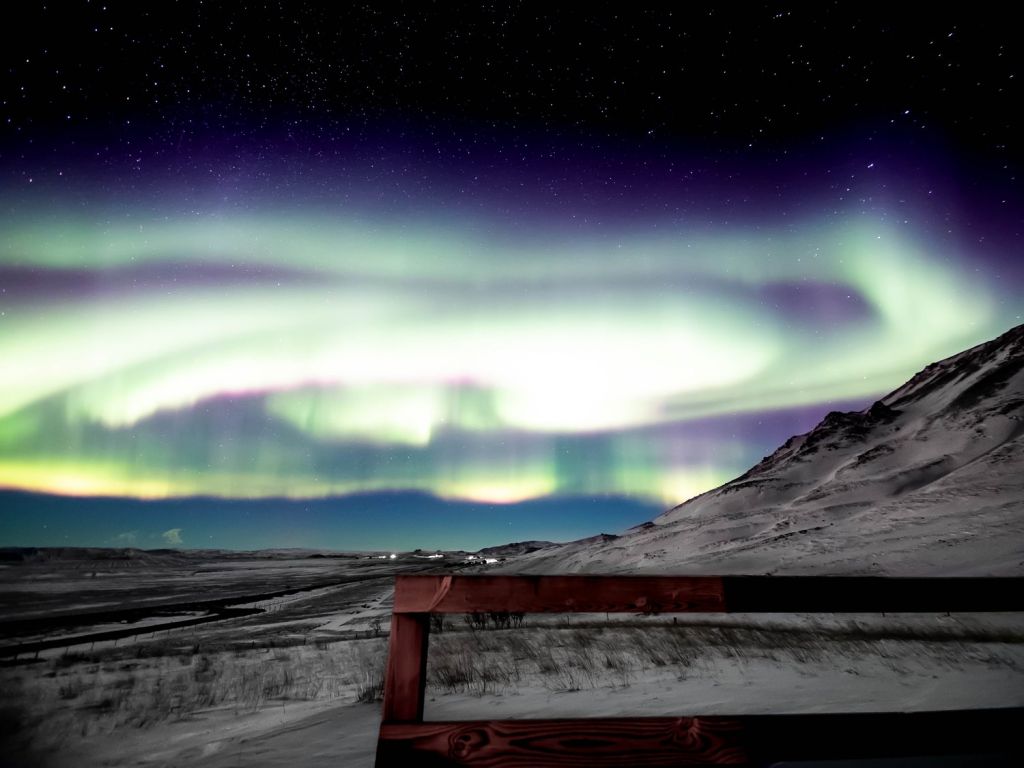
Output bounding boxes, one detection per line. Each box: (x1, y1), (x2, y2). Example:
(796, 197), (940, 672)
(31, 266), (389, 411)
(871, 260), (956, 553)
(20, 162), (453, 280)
(425, 615), (1024, 696)
(0, 637), (389, 758)
(4, 612), (1022, 762)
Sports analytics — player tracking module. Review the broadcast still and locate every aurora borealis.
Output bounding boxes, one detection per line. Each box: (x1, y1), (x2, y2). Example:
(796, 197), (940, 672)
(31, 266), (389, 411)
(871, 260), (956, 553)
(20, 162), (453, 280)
(0, 202), (1017, 504)
(1, 5), (1022, 549)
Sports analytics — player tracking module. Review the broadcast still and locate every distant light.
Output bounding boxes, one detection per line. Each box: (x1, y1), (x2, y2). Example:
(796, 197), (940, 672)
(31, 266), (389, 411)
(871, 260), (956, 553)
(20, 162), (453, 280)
(389, 553), (397, 559)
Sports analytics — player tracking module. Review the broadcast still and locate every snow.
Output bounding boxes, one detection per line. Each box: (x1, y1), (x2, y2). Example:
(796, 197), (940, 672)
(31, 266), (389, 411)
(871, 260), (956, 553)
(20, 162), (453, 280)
(40, 700), (382, 768)
(42, 612), (1024, 767)
(512, 324), (1024, 576)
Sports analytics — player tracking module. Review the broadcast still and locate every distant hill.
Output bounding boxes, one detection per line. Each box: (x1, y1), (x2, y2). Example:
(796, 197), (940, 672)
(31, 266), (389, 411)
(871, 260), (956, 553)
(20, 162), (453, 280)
(477, 540), (558, 557)
(513, 324), (1024, 576)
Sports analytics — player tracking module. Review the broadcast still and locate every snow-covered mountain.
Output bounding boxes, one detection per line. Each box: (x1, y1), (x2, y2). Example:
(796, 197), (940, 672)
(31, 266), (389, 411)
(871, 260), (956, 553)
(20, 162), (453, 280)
(515, 324), (1024, 576)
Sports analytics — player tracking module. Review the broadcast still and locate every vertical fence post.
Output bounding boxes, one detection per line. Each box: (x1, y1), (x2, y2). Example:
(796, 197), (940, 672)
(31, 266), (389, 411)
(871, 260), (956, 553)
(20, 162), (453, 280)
(381, 612), (429, 723)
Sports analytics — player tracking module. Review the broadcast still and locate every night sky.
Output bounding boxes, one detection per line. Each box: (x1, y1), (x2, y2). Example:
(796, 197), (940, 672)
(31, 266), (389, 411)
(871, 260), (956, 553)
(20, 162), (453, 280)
(1, 4), (1022, 550)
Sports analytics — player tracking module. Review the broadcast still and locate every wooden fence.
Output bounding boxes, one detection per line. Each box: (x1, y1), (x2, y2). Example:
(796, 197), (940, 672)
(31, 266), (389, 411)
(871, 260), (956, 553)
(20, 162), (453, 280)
(375, 575), (1024, 766)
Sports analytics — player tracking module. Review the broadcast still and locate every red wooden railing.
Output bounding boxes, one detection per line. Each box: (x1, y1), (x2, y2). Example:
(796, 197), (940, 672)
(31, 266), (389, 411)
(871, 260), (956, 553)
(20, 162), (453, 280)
(375, 575), (1024, 766)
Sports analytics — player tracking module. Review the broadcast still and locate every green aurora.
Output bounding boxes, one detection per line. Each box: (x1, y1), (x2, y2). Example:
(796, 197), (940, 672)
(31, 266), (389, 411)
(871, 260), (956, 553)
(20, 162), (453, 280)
(1, 209), (1016, 507)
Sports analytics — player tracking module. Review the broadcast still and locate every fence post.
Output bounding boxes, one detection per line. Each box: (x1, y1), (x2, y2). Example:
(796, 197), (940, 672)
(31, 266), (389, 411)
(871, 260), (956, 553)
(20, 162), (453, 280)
(381, 613), (429, 722)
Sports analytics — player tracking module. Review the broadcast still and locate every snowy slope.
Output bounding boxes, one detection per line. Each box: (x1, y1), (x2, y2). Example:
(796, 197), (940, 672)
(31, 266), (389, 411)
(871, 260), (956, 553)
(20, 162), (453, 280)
(516, 324), (1024, 575)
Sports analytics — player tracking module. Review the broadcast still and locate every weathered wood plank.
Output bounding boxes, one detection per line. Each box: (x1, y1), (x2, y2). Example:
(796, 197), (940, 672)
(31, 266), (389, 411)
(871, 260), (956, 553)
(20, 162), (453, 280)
(392, 575), (1024, 615)
(376, 716), (748, 766)
(380, 612), (429, 722)
(376, 709), (1024, 766)
(392, 575), (726, 614)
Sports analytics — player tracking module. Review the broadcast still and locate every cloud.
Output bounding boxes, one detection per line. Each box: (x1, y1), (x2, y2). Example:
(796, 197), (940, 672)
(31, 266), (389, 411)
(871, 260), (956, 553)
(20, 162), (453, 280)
(113, 531), (138, 545)
(161, 528), (183, 546)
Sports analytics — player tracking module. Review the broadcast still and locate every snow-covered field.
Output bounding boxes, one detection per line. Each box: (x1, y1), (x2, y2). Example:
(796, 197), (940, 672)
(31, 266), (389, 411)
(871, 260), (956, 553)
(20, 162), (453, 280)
(6, 611), (1022, 767)
(2, 637), (388, 767)
(0, 550), (408, 766)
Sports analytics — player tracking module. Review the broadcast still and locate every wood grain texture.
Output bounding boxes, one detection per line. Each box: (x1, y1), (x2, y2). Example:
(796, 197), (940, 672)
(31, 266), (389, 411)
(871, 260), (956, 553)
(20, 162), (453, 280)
(376, 709), (1024, 767)
(380, 612), (429, 722)
(392, 575), (726, 614)
(376, 716), (748, 767)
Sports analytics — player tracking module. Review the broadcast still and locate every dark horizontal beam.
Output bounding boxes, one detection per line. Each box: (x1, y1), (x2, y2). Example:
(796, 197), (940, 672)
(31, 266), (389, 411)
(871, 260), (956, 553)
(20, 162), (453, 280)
(722, 575), (1024, 612)
(392, 575), (1024, 614)
(392, 575), (726, 614)
(376, 709), (1024, 767)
